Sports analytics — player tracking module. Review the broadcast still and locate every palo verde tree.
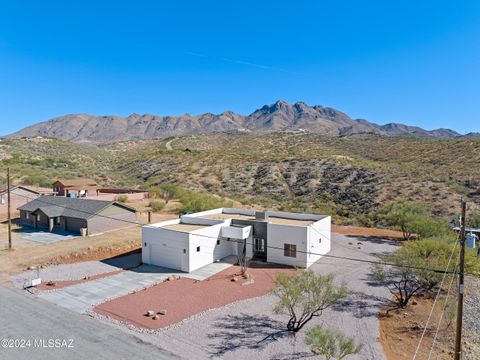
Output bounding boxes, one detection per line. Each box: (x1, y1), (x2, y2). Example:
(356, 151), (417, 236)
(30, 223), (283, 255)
(370, 238), (459, 308)
(378, 200), (427, 240)
(272, 271), (348, 334)
(305, 326), (362, 360)
(378, 200), (449, 240)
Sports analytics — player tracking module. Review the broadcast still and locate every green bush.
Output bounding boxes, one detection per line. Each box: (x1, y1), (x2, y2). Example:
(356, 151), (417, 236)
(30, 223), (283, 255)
(22, 174), (52, 188)
(305, 326), (362, 360)
(115, 195), (128, 203)
(178, 191), (232, 213)
(149, 199), (166, 212)
(468, 212), (480, 228)
(378, 200), (449, 240)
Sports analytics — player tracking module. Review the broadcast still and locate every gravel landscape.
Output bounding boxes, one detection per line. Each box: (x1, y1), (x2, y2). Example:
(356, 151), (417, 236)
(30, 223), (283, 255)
(89, 233), (398, 360)
(463, 275), (480, 360)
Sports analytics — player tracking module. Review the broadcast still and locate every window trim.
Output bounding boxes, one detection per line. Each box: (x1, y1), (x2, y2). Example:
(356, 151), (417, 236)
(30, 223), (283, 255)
(284, 243), (297, 258)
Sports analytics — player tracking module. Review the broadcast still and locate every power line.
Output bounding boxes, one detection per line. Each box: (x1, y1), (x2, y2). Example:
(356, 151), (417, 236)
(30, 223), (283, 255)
(11, 191), (468, 276)
(412, 237), (459, 360)
(427, 260), (459, 360)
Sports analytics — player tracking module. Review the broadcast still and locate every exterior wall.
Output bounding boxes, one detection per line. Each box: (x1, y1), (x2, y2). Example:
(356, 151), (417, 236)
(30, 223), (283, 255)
(65, 217), (87, 234)
(33, 210), (50, 230)
(188, 223), (236, 272)
(87, 205), (137, 235)
(142, 226), (190, 271)
(306, 217), (331, 267)
(1, 190), (40, 220)
(267, 224), (309, 267)
(19, 210), (35, 227)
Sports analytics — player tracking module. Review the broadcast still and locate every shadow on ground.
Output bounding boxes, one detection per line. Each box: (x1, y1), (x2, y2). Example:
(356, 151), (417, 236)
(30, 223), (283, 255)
(100, 250), (142, 270)
(208, 313), (291, 355)
(331, 290), (390, 318)
(344, 235), (400, 245)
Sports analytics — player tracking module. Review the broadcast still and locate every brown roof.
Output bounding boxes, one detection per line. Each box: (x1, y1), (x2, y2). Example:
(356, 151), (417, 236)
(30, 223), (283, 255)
(53, 178), (97, 187)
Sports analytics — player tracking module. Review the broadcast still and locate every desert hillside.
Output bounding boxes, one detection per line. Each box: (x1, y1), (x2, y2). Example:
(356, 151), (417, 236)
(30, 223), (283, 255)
(1, 132), (479, 223)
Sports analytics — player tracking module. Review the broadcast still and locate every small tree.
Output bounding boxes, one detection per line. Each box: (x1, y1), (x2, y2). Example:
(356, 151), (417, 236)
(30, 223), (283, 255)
(306, 326), (362, 360)
(378, 200), (427, 240)
(272, 271), (348, 333)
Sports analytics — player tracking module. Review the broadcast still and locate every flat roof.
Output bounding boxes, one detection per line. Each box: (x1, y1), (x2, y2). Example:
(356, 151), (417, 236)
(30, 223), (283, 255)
(267, 217), (315, 227)
(162, 223), (208, 232)
(199, 213), (256, 221)
(199, 213), (314, 227)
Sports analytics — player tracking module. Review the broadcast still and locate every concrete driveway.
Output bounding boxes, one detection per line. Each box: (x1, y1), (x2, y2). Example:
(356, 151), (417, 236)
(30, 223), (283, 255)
(38, 257), (235, 313)
(19, 229), (75, 244)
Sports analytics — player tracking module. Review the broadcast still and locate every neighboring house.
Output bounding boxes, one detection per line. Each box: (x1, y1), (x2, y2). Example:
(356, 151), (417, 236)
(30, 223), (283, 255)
(18, 197), (137, 236)
(0, 185), (42, 220)
(142, 208), (331, 272)
(52, 179), (97, 197)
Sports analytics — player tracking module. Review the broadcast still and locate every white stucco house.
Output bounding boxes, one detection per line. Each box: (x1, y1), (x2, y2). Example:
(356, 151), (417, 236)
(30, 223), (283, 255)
(142, 208), (331, 272)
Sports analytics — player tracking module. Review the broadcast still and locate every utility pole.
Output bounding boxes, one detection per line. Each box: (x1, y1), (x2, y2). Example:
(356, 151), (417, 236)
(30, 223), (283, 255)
(7, 167), (12, 249)
(454, 198), (467, 360)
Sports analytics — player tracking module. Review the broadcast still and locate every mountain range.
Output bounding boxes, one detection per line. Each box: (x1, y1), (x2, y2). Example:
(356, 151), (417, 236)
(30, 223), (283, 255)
(6, 100), (466, 143)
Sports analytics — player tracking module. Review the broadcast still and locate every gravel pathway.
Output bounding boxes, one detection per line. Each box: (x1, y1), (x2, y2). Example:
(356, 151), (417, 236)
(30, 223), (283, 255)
(91, 233), (398, 360)
(463, 275), (480, 360)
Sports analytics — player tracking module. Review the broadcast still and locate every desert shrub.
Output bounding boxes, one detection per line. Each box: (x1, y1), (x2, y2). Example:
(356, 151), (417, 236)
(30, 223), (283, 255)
(178, 191), (232, 212)
(149, 199), (166, 212)
(378, 200), (449, 240)
(22, 174), (52, 188)
(272, 271), (348, 333)
(378, 200), (427, 239)
(468, 212), (480, 228)
(305, 326), (362, 360)
(369, 237), (480, 307)
(115, 195), (128, 203)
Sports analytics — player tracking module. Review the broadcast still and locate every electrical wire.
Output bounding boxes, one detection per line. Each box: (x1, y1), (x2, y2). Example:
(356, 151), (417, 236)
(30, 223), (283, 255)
(11, 191), (465, 275)
(412, 237), (459, 360)
(427, 260), (459, 360)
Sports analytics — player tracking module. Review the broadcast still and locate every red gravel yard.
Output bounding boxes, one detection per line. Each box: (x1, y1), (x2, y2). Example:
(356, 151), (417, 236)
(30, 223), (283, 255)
(94, 264), (295, 329)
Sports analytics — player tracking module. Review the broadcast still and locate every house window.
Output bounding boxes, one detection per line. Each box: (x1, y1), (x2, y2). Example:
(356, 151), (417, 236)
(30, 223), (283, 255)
(36, 214), (41, 221)
(284, 244), (297, 258)
(217, 239), (220, 245)
(25, 212), (29, 219)
(183, 249), (186, 254)
(253, 238), (265, 252)
(196, 246), (200, 252)
(54, 217), (61, 225)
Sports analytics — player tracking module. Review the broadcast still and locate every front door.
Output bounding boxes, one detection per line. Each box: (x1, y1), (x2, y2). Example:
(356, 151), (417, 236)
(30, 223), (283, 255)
(253, 237), (266, 260)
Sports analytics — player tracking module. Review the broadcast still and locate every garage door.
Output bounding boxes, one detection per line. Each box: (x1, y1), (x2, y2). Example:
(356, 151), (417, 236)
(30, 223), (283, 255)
(149, 243), (183, 271)
(65, 218), (86, 235)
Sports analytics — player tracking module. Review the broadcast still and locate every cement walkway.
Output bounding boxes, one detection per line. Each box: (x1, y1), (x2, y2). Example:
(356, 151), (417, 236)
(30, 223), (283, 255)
(38, 257), (235, 314)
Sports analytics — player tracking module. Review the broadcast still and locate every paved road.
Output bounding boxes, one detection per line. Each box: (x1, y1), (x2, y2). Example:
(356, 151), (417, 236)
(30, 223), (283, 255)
(38, 257), (234, 313)
(0, 285), (179, 360)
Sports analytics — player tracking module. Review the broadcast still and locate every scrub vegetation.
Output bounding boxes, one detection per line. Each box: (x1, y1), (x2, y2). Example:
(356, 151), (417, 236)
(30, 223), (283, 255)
(2, 133), (479, 226)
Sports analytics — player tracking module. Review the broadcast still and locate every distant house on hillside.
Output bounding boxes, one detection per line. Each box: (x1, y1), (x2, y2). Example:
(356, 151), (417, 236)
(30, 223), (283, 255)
(18, 197), (137, 236)
(53, 178), (97, 198)
(0, 185), (42, 220)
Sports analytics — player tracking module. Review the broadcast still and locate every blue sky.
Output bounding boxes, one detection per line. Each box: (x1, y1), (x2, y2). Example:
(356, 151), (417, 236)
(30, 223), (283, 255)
(0, 0), (479, 134)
